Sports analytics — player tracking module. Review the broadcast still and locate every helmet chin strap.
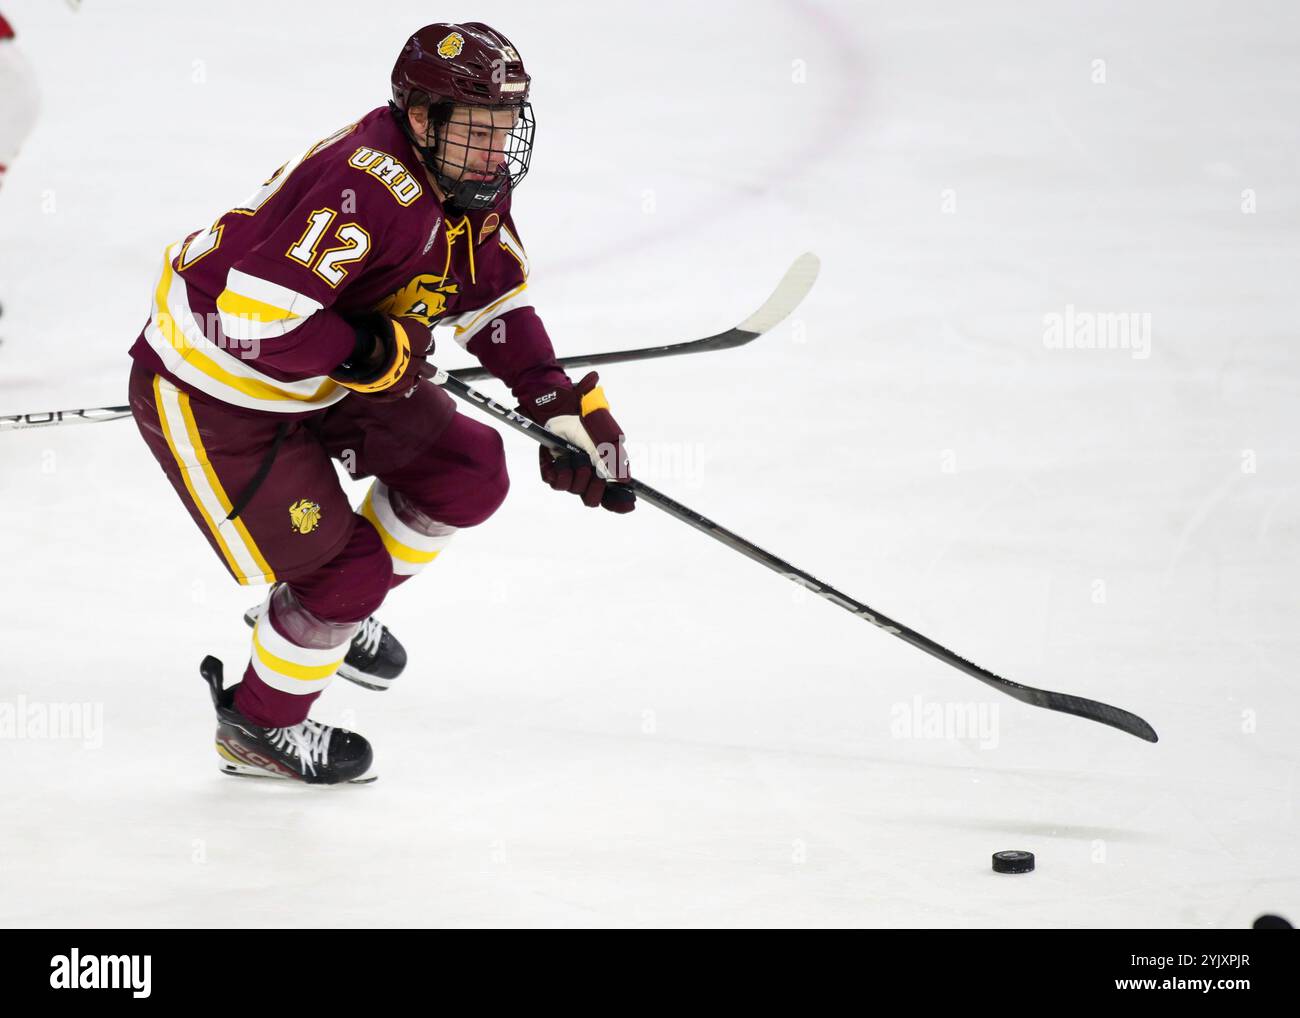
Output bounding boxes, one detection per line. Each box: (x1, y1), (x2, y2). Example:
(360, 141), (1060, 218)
(440, 174), (509, 215)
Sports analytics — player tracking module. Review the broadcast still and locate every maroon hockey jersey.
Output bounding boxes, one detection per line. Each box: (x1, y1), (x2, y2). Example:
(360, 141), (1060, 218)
(129, 105), (562, 414)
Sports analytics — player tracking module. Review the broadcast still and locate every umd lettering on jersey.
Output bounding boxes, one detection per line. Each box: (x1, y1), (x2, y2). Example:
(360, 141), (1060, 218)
(347, 147), (423, 206)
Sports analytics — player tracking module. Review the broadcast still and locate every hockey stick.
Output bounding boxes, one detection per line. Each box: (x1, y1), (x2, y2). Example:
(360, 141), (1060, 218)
(0, 406), (135, 431)
(426, 364), (1160, 744)
(451, 252), (819, 381)
(0, 254), (820, 432)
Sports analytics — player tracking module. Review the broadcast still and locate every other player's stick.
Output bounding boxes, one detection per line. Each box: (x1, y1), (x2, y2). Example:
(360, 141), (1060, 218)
(424, 363), (1160, 744)
(0, 254), (819, 433)
(451, 252), (819, 381)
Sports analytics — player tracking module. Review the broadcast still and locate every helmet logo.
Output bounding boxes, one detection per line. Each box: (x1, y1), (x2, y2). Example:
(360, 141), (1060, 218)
(437, 32), (464, 59)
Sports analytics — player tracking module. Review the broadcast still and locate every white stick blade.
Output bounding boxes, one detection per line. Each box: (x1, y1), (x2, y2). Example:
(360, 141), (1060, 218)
(735, 252), (821, 335)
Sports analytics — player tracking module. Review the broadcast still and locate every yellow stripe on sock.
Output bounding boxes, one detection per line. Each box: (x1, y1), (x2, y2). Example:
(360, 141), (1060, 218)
(361, 489), (442, 565)
(252, 624), (345, 681)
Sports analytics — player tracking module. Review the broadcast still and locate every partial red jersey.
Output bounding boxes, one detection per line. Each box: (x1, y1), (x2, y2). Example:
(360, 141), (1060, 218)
(130, 106), (560, 414)
(0, 14), (15, 40)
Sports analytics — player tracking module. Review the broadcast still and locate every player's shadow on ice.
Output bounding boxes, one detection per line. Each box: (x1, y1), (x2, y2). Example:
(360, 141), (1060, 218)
(899, 816), (1161, 843)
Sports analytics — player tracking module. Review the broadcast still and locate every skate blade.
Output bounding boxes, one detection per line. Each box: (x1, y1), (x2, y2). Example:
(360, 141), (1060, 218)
(337, 662), (395, 692)
(218, 760), (378, 785)
(216, 743), (377, 784)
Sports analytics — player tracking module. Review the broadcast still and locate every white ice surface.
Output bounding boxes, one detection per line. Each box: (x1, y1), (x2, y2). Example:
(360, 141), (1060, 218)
(0, 0), (1297, 928)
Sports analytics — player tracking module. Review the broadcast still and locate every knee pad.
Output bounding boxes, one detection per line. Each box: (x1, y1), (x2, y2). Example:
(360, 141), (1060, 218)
(380, 423), (510, 530)
(458, 428), (509, 527)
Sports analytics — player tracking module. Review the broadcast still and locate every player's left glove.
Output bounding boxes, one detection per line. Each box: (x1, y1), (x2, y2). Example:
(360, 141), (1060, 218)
(331, 313), (432, 402)
(518, 371), (635, 513)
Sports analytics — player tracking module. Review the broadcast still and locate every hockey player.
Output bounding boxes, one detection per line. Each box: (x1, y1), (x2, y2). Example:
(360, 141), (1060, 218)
(0, 10), (41, 321)
(127, 23), (634, 784)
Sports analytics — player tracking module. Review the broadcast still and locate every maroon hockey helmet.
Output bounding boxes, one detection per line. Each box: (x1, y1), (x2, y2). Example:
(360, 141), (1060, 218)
(390, 22), (535, 212)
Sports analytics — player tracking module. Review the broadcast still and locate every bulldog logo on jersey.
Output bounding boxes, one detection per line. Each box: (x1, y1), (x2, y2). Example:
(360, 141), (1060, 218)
(289, 499), (323, 535)
(377, 274), (460, 326)
(437, 32), (464, 59)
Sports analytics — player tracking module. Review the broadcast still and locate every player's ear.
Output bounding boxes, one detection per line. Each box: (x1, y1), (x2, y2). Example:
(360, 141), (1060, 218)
(407, 103), (428, 140)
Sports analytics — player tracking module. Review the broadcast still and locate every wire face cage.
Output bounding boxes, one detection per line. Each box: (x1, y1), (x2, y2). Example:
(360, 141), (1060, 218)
(432, 101), (535, 212)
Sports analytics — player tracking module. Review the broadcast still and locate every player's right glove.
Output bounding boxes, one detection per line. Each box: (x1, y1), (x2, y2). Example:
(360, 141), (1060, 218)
(331, 313), (432, 401)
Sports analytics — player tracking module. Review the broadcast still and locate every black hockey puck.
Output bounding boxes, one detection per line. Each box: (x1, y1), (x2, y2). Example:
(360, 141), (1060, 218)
(992, 850), (1035, 874)
(1252, 914), (1293, 929)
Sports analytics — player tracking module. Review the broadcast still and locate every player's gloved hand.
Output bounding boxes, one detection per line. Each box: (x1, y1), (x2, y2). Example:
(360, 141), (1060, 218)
(331, 313), (432, 401)
(518, 371), (635, 513)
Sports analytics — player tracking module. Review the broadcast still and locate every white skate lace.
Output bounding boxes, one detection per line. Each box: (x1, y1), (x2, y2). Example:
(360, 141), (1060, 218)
(355, 616), (383, 657)
(265, 719), (333, 777)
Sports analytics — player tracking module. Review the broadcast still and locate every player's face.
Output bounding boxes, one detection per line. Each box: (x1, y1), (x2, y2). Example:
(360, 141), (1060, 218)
(435, 106), (519, 182)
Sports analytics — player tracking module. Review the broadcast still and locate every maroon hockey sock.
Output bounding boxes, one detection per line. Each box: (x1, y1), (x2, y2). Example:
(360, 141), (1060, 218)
(234, 516), (392, 727)
(234, 659), (321, 729)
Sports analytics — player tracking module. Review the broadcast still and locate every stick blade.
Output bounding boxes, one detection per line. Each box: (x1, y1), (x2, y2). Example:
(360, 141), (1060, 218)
(736, 252), (821, 336)
(1039, 690), (1159, 742)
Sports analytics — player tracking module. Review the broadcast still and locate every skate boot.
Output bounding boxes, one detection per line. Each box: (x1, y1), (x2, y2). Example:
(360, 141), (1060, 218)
(243, 606), (406, 692)
(201, 656), (375, 785)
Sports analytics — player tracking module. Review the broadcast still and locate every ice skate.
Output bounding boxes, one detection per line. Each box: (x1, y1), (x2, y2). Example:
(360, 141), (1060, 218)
(201, 656), (376, 785)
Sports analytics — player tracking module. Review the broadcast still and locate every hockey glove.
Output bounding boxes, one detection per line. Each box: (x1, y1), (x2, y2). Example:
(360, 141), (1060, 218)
(332, 313), (432, 401)
(519, 371), (635, 513)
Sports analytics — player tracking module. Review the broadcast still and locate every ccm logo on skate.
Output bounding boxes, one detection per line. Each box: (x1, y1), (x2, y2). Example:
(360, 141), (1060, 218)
(50, 949), (151, 999)
(217, 737), (299, 778)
